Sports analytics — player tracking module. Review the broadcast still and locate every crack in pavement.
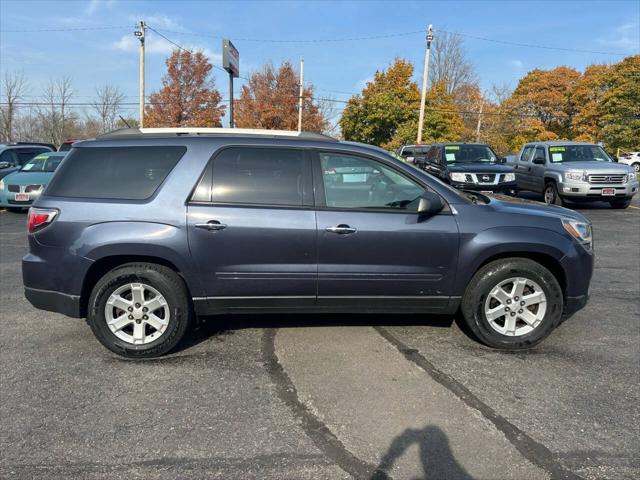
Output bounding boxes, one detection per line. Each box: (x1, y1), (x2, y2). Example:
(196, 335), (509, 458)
(261, 328), (390, 480)
(374, 326), (583, 480)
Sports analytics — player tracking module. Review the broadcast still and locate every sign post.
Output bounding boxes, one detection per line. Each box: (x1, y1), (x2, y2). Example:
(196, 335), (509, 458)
(222, 39), (240, 128)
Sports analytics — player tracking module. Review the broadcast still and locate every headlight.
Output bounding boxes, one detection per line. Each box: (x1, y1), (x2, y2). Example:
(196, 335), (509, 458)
(564, 171), (584, 181)
(449, 172), (467, 182)
(562, 218), (593, 252)
(503, 173), (515, 182)
(0, 179), (4, 190)
(627, 172), (637, 183)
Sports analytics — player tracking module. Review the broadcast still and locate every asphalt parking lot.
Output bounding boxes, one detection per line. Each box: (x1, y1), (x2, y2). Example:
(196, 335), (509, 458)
(1, 196), (638, 480)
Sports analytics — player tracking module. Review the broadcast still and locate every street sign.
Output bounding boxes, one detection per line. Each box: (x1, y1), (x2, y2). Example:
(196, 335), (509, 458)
(222, 39), (240, 78)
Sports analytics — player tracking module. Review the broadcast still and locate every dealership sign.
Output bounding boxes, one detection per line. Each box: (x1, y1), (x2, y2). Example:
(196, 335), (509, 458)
(222, 39), (240, 78)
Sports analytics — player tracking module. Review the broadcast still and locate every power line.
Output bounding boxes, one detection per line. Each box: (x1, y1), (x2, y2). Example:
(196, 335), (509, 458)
(0, 25), (134, 33)
(435, 28), (632, 56)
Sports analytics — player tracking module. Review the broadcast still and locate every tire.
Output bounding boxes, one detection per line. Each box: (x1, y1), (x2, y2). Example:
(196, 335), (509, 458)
(544, 181), (565, 207)
(461, 258), (563, 350)
(609, 199), (632, 209)
(87, 263), (193, 358)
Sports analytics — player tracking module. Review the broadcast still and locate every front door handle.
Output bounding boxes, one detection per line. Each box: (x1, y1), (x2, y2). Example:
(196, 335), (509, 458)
(195, 220), (227, 231)
(325, 224), (357, 235)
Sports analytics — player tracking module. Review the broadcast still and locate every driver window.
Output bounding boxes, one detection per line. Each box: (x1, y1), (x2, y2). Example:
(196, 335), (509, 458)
(319, 153), (424, 211)
(0, 149), (18, 166)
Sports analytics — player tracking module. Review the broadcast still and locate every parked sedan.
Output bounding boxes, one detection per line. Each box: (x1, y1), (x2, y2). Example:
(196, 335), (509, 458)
(617, 151), (640, 172)
(0, 152), (65, 211)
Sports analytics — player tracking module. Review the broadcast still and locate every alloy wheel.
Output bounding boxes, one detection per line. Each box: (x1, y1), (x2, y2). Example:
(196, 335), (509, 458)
(105, 283), (170, 345)
(484, 277), (547, 336)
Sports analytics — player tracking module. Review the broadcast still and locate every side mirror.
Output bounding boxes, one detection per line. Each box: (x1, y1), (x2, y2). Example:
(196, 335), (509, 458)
(0, 161), (9, 169)
(499, 157), (507, 163)
(532, 157), (546, 165)
(417, 191), (444, 216)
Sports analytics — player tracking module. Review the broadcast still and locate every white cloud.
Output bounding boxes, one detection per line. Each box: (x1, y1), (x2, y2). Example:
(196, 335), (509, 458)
(597, 21), (640, 52)
(85, 0), (116, 16)
(112, 34), (221, 64)
(511, 59), (524, 69)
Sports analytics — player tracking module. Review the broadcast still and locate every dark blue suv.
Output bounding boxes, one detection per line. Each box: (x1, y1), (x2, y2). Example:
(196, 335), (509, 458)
(23, 128), (594, 357)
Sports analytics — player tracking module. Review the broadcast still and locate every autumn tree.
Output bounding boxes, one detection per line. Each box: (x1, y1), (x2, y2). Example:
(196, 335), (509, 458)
(570, 64), (611, 143)
(340, 58), (420, 146)
(145, 49), (225, 127)
(598, 55), (640, 151)
(235, 61), (328, 132)
(504, 66), (581, 143)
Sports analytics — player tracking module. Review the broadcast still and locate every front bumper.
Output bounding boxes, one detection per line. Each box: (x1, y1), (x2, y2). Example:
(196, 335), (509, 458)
(558, 179), (638, 199)
(0, 190), (38, 208)
(450, 180), (519, 193)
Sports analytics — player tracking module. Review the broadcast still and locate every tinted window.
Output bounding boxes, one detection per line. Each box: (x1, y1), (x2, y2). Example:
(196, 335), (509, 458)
(45, 146), (185, 200)
(16, 148), (49, 165)
(320, 153), (424, 211)
(0, 149), (18, 166)
(205, 147), (308, 206)
(534, 147), (546, 162)
(401, 147), (415, 157)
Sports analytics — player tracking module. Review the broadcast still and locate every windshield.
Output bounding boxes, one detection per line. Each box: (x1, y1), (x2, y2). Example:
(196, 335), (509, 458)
(20, 155), (63, 172)
(444, 145), (497, 163)
(548, 145), (612, 163)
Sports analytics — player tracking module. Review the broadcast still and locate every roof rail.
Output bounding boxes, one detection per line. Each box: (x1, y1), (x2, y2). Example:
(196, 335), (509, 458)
(97, 127), (337, 142)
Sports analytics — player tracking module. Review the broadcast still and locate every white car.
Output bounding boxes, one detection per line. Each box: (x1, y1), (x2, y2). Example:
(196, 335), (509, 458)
(618, 152), (640, 172)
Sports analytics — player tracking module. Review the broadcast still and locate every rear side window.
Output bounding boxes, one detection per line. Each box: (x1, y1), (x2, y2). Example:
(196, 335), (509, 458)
(16, 148), (49, 165)
(520, 146), (534, 162)
(192, 147), (310, 206)
(45, 146), (185, 200)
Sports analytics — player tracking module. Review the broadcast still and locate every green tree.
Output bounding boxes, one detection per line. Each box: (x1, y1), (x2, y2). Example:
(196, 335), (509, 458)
(340, 58), (420, 146)
(598, 55), (640, 151)
(387, 81), (465, 149)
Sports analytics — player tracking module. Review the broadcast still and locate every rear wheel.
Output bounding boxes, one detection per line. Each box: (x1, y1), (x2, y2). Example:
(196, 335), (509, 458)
(543, 181), (566, 207)
(461, 258), (563, 350)
(609, 199), (632, 209)
(87, 263), (193, 358)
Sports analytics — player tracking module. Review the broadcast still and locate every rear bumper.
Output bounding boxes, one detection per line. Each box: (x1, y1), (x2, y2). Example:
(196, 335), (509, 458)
(24, 287), (82, 318)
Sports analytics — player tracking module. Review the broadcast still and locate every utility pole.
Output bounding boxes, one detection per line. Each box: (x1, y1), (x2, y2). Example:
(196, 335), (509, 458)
(417, 24), (433, 144)
(135, 21), (146, 128)
(475, 97), (485, 142)
(297, 58), (304, 132)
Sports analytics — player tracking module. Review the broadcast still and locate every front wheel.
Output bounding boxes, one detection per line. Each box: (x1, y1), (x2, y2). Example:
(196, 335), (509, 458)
(87, 263), (193, 358)
(609, 199), (632, 209)
(544, 182), (565, 207)
(461, 258), (564, 350)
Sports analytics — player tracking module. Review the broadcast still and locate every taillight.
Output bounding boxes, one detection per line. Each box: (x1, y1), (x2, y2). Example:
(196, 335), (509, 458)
(27, 208), (58, 234)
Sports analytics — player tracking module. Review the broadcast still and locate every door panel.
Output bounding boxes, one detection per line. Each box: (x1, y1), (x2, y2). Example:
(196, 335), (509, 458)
(514, 146), (534, 190)
(317, 210), (459, 309)
(530, 146), (547, 192)
(186, 146), (316, 309)
(314, 151), (459, 311)
(187, 205), (317, 306)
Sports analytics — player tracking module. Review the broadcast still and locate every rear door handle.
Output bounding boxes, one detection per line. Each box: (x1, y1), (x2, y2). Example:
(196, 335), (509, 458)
(195, 220), (227, 231)
(325, 224), (357, 235)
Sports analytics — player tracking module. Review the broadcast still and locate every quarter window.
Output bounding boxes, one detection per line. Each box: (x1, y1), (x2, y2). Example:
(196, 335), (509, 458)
(319, 153), (424, 211)
(520, 146), (534, 163)
(203, 147), (309, 206)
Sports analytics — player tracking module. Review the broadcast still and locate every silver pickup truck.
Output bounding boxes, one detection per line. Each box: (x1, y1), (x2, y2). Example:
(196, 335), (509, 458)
(514, 141), (638, 209)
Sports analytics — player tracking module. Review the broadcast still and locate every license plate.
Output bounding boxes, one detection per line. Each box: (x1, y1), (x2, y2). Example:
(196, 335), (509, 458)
(14, 193), (29, 201)
(601, 188), (615, 196)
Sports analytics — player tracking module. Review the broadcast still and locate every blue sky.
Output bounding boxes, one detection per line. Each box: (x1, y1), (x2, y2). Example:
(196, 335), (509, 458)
(1, 0), (638, 125)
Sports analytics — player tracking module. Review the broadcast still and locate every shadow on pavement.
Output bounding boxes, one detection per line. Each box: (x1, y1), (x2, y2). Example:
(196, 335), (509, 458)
(371, 425), (474, 480)
(177, 312), (463, 354)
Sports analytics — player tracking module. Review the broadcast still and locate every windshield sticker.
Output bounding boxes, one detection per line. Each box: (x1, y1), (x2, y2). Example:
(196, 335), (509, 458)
(445, 153), (456, 161)
(551, 153), (563, 162)
(549, 147), (566, 152)
(33, 155), (48, 160)
(445, 146), (460, 150)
